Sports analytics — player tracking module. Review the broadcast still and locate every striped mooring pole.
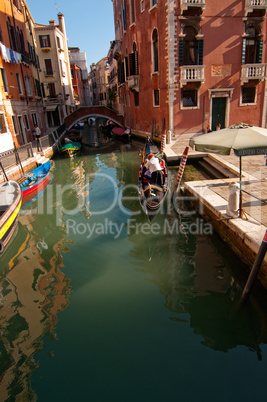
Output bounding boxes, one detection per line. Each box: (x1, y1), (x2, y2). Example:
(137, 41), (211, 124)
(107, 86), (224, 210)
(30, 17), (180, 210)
(161, 130), (166, 154)
(171, 146), (189, 199)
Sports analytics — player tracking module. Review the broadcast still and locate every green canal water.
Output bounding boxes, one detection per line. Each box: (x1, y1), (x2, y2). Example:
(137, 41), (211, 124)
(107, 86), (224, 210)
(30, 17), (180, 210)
(1, 139), (267, 401)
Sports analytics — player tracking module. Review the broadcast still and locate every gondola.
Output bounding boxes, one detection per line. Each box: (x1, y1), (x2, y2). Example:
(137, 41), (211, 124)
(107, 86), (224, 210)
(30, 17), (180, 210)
(18, 161), (51, 197)
(0, 181), (22, 254)
(138, 137), (169, 222)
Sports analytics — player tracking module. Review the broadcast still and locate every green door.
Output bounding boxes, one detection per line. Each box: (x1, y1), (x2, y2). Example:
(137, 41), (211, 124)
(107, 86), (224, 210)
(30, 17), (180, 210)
(211, 97), (226, 131)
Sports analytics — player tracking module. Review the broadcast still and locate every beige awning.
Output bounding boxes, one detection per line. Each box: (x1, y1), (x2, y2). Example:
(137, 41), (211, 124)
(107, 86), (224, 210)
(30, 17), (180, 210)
(46, 104), (58, 111)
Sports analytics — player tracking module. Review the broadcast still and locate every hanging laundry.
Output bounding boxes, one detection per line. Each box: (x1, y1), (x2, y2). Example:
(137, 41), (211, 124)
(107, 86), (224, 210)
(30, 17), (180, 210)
(0, 42), (11, 63)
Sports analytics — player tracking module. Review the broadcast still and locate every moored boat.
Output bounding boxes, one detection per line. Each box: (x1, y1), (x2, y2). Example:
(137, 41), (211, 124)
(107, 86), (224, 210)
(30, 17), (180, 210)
(18, 161), (51, 197)
(112, 126), (131, 142)
(0, 181), (22, 254)
(138, 137), (169, 222)
(60, 142), (82, 157)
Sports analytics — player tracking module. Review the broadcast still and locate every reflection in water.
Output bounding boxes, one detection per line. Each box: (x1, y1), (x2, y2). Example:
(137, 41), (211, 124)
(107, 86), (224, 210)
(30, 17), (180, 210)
(1, 137), (267, 400)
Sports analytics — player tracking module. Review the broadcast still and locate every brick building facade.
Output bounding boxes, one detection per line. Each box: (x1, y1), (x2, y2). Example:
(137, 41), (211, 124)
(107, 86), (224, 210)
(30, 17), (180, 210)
(112, 0), (267, 137)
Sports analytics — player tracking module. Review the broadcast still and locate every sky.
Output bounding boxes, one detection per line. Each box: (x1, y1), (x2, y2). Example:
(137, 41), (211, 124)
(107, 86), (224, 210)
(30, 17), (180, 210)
(26, 0), (115, 69)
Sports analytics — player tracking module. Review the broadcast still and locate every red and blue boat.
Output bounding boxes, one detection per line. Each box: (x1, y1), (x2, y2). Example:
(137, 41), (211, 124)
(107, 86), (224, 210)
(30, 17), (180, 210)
(18, 161), (51, 197)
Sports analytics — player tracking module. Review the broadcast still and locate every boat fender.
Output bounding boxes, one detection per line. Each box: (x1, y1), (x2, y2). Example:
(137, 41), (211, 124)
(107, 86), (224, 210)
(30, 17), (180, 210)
(0, 240), (4, 255)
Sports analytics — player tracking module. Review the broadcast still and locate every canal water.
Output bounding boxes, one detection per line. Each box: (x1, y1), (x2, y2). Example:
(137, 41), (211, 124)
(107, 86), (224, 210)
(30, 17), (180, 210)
(1, 131), (267, 401)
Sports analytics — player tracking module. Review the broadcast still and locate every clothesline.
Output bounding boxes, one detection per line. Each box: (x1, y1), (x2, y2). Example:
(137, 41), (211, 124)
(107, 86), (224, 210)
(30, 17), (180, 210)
(0, 41), (21, 64)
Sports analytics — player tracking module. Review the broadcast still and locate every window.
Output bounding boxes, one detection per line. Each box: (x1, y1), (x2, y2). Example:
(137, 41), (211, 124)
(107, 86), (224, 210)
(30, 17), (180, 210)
(151, 0), (157, 7)
(241, 86), (256, 104)
(182, 89), (197, 107)
(152, 29), (159, 73)
(48, 83), (56, 97)
(141, 0), (145, 12)
(44, 59), (53, 76)
(12, 115), (19, 135)
(57, 36), (61, 49)
(31, 113), (38, 126)
(0, 68), (9, 92)
(0, 114), (7, 134)
(154, 89), (159, 106)
(24, 114), (30, 130)
(16, 73), (23, 94)
(7, 17), (16, 50)
(35, 79), (42, 97)
(122, 0), (126, 31)
(242, 25), (263, 64)
(39, 35), (51, 48)
(129, 43), (139, 76)
(134, 92), (139, 106)
(130, 0), (135, 24)
(0, 24), (3, 42)
(25, 76), (33, 96)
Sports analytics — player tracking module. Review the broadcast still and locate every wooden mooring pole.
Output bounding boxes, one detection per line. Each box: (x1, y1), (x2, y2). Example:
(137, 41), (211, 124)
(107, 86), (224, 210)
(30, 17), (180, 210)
(241, 229), (267, 302)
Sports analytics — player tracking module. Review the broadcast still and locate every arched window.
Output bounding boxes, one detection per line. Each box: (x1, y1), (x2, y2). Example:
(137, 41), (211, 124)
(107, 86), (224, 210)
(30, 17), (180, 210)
(183, 26), (197, 65)
(152, 29), (159, 72)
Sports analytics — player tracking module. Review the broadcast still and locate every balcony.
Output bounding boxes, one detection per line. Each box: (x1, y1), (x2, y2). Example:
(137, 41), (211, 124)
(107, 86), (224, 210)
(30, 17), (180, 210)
(127, 75), (139, 92)
(180, 65), (205, 87)
(245, 0), (267, 15)
(180, 0), (206, 13)
(241, 63), (266, 84)
(113, 40), (122, 60)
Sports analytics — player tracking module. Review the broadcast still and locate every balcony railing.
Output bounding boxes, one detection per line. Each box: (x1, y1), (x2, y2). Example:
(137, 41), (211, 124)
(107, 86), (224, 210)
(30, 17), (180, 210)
(180, 0), (206, 12)
(180, 65), (205, 87)
(241, 63), (266, 84)
(245, 0), (267, 15)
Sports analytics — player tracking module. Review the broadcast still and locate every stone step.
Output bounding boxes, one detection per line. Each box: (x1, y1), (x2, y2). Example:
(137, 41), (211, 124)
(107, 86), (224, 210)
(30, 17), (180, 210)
(198, 160), (226, 179)
(203, 157), (237, 178)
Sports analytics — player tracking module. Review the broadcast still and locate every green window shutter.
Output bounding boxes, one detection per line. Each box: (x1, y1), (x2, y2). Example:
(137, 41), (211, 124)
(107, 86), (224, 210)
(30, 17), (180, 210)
(256, 39), (263, 63)
(197, 39), (204, 65)
(241, 39), (246, 65)
(179, 39), (184, 66)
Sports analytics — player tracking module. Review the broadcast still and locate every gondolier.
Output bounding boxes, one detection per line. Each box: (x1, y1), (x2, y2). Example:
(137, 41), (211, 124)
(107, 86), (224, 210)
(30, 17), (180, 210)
(145, 153), (163, 186)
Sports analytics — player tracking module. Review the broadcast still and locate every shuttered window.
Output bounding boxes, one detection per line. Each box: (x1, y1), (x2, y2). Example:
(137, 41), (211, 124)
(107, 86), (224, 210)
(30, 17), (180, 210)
(179, 39), (184, 66)
(129, 52), (139, 75)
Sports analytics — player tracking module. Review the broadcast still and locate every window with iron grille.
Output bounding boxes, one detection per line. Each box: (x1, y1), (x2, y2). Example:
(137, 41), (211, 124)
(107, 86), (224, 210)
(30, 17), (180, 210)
(154, 89), (159, 106)
(182, 89), (197, 107)
(241, 86), (256, 104)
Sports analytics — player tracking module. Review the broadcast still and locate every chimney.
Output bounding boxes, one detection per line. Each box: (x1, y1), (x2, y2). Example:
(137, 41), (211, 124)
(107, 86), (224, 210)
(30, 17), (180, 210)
(49, 20), (55, 26)
(57, 12), (65, 35)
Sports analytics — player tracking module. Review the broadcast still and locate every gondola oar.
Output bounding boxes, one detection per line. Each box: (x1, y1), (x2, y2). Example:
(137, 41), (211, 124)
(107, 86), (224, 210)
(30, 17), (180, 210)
(171, 146), (189, 204)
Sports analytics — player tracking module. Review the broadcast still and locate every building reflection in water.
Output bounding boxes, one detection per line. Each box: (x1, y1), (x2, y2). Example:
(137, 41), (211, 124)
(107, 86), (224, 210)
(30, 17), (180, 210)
(0, 155), (94, 400)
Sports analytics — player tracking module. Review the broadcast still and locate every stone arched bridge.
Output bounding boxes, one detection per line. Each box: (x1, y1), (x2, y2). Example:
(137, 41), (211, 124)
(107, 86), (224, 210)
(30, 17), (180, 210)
(64, 106), (124, 130)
